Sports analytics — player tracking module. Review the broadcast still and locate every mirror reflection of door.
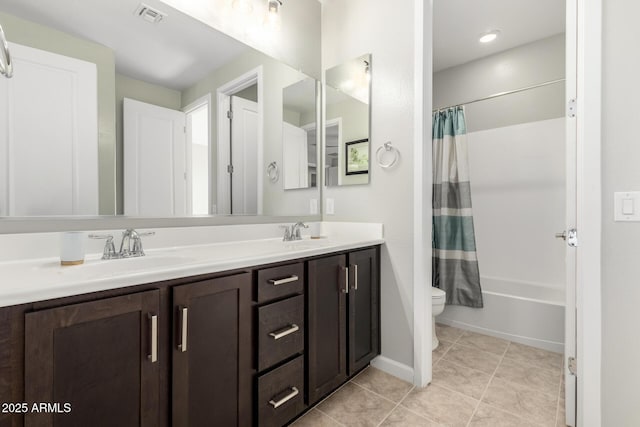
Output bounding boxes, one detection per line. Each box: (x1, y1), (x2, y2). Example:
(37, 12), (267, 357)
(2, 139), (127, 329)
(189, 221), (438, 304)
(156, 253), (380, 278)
(184, 96), (211, 216)
(123, 97), (211, 217)
(230, 95), (259, 215)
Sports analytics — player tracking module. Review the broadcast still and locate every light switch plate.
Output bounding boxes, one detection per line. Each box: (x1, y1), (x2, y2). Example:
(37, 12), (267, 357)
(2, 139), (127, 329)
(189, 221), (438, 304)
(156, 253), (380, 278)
(614, 192), (640, 221)
(309, 199), (318, 214)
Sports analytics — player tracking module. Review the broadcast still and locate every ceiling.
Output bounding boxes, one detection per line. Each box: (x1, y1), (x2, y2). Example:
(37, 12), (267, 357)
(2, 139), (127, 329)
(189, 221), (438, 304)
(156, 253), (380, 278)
(0, 0), (249, 90)
(433, 0), (565, 72)
(283, 78), (316, 114)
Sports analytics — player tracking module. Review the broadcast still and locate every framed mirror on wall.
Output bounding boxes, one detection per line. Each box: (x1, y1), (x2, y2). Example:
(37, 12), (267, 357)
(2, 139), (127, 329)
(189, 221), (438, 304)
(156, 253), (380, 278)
(0, 0), (320, 219)
(324, 53), (371, 187)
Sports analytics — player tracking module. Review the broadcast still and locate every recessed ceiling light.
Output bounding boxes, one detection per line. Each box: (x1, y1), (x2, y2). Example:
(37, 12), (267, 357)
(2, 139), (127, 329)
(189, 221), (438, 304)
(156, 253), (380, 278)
(479, 30), (500, 43)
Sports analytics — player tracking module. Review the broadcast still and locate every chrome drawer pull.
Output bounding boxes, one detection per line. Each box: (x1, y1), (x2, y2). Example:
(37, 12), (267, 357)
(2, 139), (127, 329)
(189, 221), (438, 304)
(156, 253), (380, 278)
(268, 275), (299, 286)
(269, 324), (300, 340)
(148, 314), (158, 363)
(269, 387), (299, 409)
(179, 306), (188, 352)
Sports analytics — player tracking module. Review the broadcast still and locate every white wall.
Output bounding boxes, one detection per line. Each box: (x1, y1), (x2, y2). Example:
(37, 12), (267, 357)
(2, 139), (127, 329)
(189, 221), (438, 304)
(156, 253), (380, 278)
(322, 0), (417, 370)
(468, 118), (566, 289)
(601, 0), (640, 425)
(434, 34), (565, 132)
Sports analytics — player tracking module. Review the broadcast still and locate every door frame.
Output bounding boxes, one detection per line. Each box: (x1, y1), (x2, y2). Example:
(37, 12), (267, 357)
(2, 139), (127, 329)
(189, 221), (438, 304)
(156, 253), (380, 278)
(183, 94), (212, 215)
(416, 1), (602, 425)
(216, 66), (264, 215)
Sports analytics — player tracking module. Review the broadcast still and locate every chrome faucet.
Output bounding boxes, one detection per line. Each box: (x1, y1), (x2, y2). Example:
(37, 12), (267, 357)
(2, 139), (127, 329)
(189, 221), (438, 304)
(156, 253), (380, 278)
(90, 228), (155, 260)
(280, 222), (309, 241)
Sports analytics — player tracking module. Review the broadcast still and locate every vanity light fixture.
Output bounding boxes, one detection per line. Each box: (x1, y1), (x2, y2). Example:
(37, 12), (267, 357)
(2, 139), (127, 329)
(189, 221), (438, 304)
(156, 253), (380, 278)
(232, 0), (254, 15)
(364, 60), (371, 83)
(264, 0), (283, 31)
(479, 30), (500, 43)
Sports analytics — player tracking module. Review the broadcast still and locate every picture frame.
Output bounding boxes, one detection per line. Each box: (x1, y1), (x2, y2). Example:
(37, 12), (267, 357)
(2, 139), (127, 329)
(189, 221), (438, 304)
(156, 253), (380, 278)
(345, 139), (369, 175)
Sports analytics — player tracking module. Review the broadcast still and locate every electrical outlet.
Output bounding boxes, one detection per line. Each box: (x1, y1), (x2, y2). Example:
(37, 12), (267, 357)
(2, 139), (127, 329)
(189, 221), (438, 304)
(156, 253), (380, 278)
(326, 198), (335, 215)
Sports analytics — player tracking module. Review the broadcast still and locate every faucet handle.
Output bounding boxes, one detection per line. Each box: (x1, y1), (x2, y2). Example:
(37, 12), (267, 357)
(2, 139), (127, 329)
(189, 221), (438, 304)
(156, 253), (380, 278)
(89, 234), (116, 259)
(279, 225), (292, 241)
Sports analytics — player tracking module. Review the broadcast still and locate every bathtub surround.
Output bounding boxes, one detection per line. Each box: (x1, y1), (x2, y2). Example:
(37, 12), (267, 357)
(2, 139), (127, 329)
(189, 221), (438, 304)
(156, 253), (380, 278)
(432, 107), (483, 308)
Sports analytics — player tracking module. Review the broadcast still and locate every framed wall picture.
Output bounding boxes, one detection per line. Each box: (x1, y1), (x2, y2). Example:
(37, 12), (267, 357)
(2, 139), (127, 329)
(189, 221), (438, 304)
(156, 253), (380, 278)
(345, 139), (369, 175)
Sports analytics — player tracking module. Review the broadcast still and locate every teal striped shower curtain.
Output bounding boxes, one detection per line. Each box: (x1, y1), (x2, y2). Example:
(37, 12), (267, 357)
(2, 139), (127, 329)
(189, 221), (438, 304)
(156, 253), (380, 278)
(432, 107), (483, 308)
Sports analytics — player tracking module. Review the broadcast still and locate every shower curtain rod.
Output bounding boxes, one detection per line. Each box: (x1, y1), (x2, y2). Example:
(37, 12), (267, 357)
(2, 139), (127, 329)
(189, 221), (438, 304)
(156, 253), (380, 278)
(432, 78), (566, 112)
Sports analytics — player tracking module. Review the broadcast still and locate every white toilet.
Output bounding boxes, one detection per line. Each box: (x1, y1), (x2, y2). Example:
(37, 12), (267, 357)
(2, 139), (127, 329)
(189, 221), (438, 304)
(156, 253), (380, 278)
(431, 287), (446, 350)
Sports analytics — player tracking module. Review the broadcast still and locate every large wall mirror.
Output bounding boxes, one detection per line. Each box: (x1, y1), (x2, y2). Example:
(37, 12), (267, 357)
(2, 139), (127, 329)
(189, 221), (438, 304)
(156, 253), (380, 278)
(324, 53), (371, 187)
(0, 0), (320, 218)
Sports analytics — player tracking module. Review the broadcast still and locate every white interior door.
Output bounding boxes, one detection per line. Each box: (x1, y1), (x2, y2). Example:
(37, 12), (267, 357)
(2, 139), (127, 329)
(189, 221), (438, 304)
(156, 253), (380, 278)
(564, 0), (578, 423)
(283, 122), (309, 189)
(123, 98), (186, 216)
(0, 42), (98, 216)
(230, 96), (258, 215)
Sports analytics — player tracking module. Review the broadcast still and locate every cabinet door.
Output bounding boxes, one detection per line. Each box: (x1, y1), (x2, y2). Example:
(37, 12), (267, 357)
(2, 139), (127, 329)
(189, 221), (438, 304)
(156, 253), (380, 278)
(172, 273), (252, 427)
(24, 289), (161, 427)
(307, 254), (347, 405)
(348, 248), (380, 375)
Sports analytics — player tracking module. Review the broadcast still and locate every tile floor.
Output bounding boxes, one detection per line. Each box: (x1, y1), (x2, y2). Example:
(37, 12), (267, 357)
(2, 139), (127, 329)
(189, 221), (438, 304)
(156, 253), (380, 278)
(292, 324), (567, 427)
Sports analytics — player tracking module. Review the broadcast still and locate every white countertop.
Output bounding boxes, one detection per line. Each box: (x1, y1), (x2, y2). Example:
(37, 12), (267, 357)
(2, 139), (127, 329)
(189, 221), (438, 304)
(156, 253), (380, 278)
(0, 223), (383, 307)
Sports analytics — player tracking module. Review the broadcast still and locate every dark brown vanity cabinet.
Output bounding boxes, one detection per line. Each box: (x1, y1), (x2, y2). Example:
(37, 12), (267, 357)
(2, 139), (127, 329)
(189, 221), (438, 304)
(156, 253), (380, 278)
(24, 290), (161, 427)
(3, 245), (380, 427)
(172, 273), (252, 427)
(307, 248), (380, 405)
(255, 263), (306, 427)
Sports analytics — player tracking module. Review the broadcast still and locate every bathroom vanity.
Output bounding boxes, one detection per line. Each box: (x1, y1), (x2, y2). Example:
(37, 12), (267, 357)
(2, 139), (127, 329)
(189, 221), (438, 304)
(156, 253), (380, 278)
(0, 232), (381, 427)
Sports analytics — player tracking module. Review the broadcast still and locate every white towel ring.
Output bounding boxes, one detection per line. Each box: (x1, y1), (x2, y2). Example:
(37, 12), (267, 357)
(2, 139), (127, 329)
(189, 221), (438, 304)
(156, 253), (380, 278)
(266, 161), (279, 182)
(376, 142), (400, 169)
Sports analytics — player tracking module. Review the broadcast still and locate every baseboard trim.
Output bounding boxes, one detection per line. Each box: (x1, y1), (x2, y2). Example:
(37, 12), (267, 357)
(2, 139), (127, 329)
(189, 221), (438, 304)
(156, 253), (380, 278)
(436, 318), (564, 354)
(370, 356), (414, 384)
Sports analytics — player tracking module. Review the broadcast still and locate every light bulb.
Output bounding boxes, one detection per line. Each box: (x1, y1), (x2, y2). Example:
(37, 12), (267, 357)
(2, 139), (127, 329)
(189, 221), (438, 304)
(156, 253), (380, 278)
(232, 0), (253, 15)
(264, 0), (282, 31)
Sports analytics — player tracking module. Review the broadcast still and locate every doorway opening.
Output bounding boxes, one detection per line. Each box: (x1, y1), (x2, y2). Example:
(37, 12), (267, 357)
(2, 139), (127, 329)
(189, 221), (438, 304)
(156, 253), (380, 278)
(216, 67), (264, 215)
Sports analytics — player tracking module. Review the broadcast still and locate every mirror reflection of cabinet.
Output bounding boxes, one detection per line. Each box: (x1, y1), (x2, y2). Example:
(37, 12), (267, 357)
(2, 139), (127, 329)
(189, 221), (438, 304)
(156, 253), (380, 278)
(325, 54), (372, 187)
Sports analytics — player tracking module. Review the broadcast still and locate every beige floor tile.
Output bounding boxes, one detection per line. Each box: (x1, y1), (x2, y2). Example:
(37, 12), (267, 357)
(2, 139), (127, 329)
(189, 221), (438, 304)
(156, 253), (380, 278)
(494, 357), (561, 396)
(443, 343), (502, 374)
(468, 403), (537, 427)
(317, 382), (395, 427)
(380, 406), (442, 426)
(351, 367), (413, 403)
(435, 323), (465, 342)
(401, 384), (478, 427)
(432, 339), (453, 363)
(431, 360), (492, 399)
(483, 377), (557, 426)
(504, 342), (563, 372)
(292, 409), (343, 426)
(457, 331), (510, 355)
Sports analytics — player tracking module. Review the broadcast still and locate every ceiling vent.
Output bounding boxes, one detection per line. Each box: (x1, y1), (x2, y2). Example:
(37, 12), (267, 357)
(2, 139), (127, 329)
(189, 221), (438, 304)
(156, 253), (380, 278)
(134, 3), (167, 24)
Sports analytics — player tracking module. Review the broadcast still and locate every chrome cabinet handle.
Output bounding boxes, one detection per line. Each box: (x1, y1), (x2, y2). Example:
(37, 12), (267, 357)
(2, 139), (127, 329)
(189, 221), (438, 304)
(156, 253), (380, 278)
(269, 324), (299, 340)
(148, 314), (158, 363)
(269, 387), (299, 409)
(178, 306), (188, 352)
(268, 275), (299, 286)
(342, 266), (349, 294)
(353, 264), (358, 291)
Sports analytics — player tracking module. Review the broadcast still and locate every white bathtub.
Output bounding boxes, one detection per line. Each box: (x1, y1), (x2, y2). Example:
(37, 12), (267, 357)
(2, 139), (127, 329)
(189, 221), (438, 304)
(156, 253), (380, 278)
(437, 276), (565, 353)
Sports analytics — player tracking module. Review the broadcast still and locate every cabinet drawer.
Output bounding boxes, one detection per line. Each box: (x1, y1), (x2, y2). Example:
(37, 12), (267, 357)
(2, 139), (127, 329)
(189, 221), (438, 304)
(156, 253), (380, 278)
(258, 295), (304, 371)
(258, 355), (305, 427)
(257, 263), (304, 303)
